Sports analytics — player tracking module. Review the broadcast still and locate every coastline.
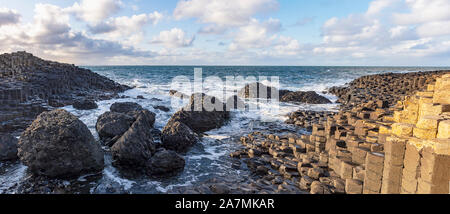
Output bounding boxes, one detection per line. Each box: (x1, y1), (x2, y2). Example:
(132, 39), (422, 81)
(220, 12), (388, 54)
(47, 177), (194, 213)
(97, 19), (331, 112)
(217, 70), (450, 194)
(1, 52), (449, 194)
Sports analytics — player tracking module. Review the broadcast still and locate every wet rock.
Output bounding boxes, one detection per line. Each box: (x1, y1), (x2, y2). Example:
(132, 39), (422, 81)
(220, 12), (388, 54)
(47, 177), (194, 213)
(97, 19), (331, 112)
(161, 121), (198, 153)
(18, 109), (104, 178)
(110, 102), (144, 114)
(73, 99), (98, 110)
(167, 93), (229, 133)
(281, 91), (332, 104)
(238, 82), (279, 99)
(256, 165), (269, 176)
(169, 90), (189, 99)
(154, 105), (170, 112)
(96, 112), (135, 146)
(111, 110), (156, 169)
(147, 149), (185, 176)
(0, 134), (18, 161)
(210, 183), (231, 194)
(151, 98), (163, 102)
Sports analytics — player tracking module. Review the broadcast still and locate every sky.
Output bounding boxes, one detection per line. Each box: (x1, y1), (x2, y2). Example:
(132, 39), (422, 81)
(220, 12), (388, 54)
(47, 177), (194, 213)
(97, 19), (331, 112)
(0, 0), (450, 66)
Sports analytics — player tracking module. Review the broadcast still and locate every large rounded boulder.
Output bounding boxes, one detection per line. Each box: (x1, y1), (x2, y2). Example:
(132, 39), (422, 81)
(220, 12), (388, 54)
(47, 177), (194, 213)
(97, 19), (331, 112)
(161, 121), (198, 153)
(96, 112), (135, 146)
(18, 109), (104, 178)
(0, 134), (18, 161)
(147, 149), (185, 176)
(167, 93), (229, 133)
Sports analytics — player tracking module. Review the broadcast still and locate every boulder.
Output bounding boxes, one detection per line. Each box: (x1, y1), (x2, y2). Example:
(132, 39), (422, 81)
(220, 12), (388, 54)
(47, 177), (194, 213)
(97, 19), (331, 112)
(238, 82), (279, 99)
(111, 110), (156, 168)
(167, 93), (229, 133)
(18, 109), (104, 178)
(73, 99), (98, 110)
(161, 121), (198, 152)
(280, 91), (332, 104)
(154, 105), (170, 112)
(147, 149), (185, 176)
(96, 112), (135, 146)
(110, 102), (143, 114)
(0, 134), (18, 161)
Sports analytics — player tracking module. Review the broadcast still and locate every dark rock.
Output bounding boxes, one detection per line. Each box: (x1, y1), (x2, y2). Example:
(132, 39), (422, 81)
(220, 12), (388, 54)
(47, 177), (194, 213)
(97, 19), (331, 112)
(210, 183), (231, 194)
(281, 91), (332, 104)
(147, 149), (185, 176)
(327, 71), (450, 110)
(111, 110), (156, 169)
(161, 121), (198, 153)
(96, 112), (135, 146)
(167, 93), (229, 133)
(150, 98), (163, 102)
(0, 51), (130, 135)
(255, 165), (269, 176)
(73, 99), (98, 110)
(17, 109), (104, 178)
(0, 134), (18, 161)
(110, 102), (143, 114)
(154, 105), (170, 112)
(238, 82), (279, 99)
(137, 95), (145, 99)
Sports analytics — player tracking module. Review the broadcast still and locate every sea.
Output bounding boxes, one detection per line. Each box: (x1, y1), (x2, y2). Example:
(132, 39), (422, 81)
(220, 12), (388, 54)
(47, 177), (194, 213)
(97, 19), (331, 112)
(0, 66), (448, 194)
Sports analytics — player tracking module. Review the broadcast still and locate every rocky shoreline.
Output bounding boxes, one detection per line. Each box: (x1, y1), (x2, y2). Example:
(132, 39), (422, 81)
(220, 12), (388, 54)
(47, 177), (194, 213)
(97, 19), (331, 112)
(1, 52), (449, 194)
(0, 51), (130, 136)
(221, 70), (450, 194)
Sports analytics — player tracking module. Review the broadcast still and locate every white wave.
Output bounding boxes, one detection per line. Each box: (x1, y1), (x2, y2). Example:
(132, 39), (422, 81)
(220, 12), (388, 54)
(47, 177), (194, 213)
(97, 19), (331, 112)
(0, 164), (27, 193)
(102, 167), (136, 191)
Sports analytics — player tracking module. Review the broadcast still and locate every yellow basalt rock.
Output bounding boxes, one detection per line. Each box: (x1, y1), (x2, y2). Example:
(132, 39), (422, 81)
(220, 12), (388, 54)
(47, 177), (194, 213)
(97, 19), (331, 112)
(392, 123), (415, 137)
(413, 127), (437, 140)
(437, 120), (450, 139)
(416, 115), (443, 130)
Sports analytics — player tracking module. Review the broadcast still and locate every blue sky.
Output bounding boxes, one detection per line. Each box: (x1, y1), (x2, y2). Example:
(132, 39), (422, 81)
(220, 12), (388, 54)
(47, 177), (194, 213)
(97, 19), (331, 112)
(0, 0), (450, 66)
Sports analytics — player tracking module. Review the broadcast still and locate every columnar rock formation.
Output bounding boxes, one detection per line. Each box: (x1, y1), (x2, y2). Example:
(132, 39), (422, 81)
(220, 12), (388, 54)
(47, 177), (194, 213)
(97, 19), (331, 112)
(328, 71), (444, 110)
(0, 51), (130, 135)
(233, 70), (450, 194)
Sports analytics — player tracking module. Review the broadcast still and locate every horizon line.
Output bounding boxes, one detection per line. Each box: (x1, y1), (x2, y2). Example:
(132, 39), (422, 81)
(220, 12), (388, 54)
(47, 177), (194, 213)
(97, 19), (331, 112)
(79, 65), (450, 68)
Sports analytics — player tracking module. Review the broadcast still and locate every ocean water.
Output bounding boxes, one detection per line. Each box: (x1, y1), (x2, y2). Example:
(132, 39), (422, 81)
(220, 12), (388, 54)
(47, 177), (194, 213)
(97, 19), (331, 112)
(1, 66), (448, 193)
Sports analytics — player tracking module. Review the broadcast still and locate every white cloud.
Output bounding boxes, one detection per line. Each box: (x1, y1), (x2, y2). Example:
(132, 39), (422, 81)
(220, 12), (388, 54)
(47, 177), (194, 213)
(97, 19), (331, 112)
(394, 0), (450, 25)
(151, 28), (195, 48)
(322, 15), (384, 45)
(272, 36), (302, 56)
(0, 4), (152, 64)
(66, 0), (122, 24)
(416, 20), (450, 37)
(88, 12), (163, 35)
(315, 0), (450, 64)
(0, 8), (21, 26)
(229, 18), (281, 51)
(366, 0), (397, 15)
(174, 0), (278, 27)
